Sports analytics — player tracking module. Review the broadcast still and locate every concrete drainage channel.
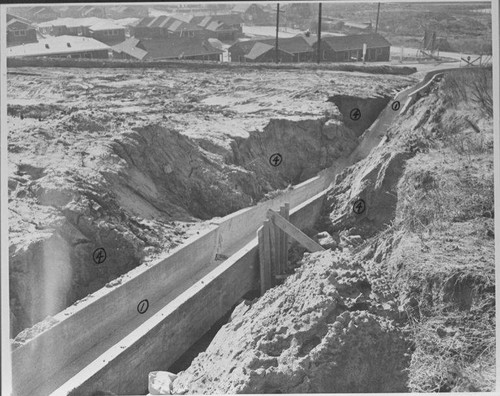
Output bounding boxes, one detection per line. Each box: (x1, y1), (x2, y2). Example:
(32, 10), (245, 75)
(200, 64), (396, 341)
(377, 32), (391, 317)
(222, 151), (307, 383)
(9, 73), (431, 395)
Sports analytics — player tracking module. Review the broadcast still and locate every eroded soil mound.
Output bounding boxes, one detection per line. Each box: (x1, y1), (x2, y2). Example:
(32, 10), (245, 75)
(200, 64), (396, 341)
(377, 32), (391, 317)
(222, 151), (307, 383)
(173, 250), (410, 394)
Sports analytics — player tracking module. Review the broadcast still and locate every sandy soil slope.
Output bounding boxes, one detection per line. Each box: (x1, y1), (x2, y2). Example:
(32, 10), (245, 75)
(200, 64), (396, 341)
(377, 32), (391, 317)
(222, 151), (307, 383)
(171, 67), (494, 393)
(7, 66), (414, 338)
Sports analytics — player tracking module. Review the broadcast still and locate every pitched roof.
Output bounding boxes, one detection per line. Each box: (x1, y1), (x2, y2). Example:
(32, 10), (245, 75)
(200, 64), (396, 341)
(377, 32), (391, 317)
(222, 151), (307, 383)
(275, 36), (313, 54)
(135, 16), (155, 27)
(245, 42), (274, 60)
(113, 18), (140, 28)
(320, 33), (391, 51)
(232, 4), (253, 13)
(344, 21), (372, 30)
(112, 37), (147, 60)
(210, 14), (243, 25)
(206, 20), (225, 32)
(228, 39), (261, 53)
(38, 17), (104, 28)
(7, 14), (34, 30)
(231, 36), (313, 55)
(135, 16), (202, 32)
(7, 35), (109, 58)
(138, 38), (223, 60)
(198, 16), (212, 28)
(89, 21), (125, 32)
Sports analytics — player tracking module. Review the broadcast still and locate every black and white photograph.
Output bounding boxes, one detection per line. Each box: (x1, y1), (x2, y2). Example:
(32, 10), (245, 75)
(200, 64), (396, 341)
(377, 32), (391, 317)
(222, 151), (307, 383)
(0, 1), (498, 395)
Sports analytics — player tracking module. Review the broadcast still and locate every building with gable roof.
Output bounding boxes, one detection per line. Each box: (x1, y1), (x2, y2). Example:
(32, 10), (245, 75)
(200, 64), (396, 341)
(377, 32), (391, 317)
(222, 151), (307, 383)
(314, 33), (390, 62)
(229, 36), (314, 62)
(7, 14), (38, 47)
(37, 17), (126, 45)
(7, 35), (109, 59)
(231, 3), (270, 25)
(133, 16), (205, 39)
(111, 36), (223, 61)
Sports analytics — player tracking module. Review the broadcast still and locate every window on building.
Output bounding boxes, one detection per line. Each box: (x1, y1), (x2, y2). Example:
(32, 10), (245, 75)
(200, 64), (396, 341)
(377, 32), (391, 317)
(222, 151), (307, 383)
(323, 50), (327, 60)
(13, 30), (27, 36)
(188, 31), (195, 37)
(376, 47), (382, 55)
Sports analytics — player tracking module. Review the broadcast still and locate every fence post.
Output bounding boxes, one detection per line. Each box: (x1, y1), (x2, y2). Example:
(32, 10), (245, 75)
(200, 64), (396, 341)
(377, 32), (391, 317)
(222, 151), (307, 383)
(280, 204), (290, 273)
(258, 221), (272, 295)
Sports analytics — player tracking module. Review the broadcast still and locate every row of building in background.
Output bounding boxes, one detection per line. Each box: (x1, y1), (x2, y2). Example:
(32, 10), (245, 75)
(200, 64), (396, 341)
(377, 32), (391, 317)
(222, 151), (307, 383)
(228, 34), (390, 63)
(7, 11), (250, 47)
(7, 4), (270, 25)
(6, 4), (390, 64)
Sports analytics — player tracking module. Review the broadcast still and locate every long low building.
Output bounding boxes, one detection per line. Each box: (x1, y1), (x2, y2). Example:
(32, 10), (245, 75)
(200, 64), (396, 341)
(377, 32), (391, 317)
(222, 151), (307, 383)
(112, 37), (223, 61)
(229, 32), (391, 63)
(315, 33), (391, 62)
(6, 35), (110, 59)
(38, 17), (127, 45)
(229, 36), (314, 63)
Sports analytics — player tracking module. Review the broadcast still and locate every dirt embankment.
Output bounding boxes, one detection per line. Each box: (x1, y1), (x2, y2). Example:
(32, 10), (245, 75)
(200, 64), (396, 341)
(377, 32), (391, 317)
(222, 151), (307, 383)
(173, 250), (409, 394)
(171, 67), (495, 393)
(8, 67), (413, 339)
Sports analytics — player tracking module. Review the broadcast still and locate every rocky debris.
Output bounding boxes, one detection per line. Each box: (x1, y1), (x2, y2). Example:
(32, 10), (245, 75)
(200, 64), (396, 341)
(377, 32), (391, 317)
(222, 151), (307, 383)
(172, 250), (410, 394)
(148, 371), (177, 395)
(315, 231), (338, 250)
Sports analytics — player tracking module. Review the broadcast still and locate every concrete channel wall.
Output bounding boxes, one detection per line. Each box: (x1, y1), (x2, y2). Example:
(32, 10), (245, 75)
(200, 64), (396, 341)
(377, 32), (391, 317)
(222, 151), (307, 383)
(12, 174), (331, 396)
(52, 190), (328, 395)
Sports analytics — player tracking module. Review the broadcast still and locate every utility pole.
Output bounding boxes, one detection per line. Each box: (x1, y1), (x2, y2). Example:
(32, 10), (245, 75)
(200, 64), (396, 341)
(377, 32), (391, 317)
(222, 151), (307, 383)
(275, 3), (280, 63)
(375, 3), (381, 33)
(316, 3), (322, 64)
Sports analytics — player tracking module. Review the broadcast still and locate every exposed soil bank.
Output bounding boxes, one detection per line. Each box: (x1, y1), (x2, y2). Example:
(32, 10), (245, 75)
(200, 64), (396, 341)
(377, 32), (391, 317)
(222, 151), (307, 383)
(9, 116), (359, 338)
(328, 94), (391, 136)
(172, 250), (410, 394)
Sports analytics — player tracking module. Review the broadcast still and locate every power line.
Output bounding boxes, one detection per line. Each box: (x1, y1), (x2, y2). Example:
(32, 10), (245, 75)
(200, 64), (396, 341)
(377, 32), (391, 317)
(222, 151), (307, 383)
(275, 3), (280, 63)
(375, 3), (381, 33)
(317, 3), (322, 64)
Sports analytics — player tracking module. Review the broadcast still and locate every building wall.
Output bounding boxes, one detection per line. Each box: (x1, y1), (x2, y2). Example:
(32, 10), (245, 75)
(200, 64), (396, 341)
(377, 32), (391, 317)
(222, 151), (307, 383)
(365, 46), (390, 61)
(7, 29), (38, 46)
(319, 44), (390, 62)
(50, 49), (110, 59)
(91, 30), (126, 45)
(185, 53), (221, 61)
(240, 6), (270, 25)
(206, 29), (239, 41)
(228, 46), (247, 62)
(152, 53), (220, 61)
